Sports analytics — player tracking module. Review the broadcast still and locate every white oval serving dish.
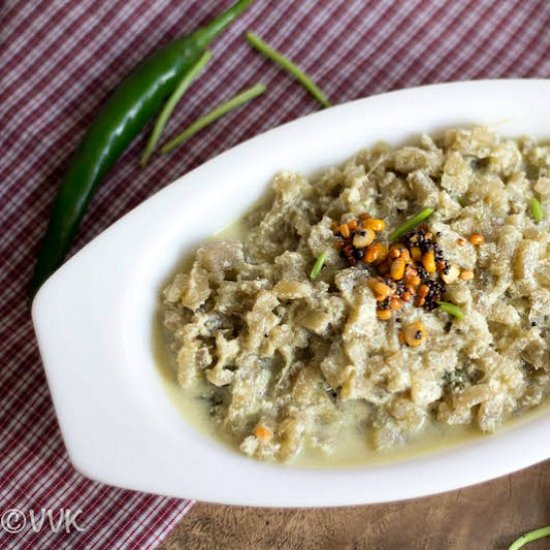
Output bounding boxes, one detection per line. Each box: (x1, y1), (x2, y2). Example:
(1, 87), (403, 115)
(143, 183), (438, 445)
(33, 79), (550, 507)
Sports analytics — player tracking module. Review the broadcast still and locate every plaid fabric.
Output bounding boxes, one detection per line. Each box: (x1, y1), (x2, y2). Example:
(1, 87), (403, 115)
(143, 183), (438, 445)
(1, 0), (549, 547)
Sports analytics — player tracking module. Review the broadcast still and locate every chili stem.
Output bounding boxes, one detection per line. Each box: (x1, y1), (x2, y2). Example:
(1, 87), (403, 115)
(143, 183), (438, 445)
(246, 32), (331, 108)
(390, 207), (435, 242)
(438, 301), (464, 320)
(310, 251), (327, 280)
(140, 51), (212, 167)
(529, 197), (544, 223)
(509, 526), (550, 550)
(160, 83), (266, 154)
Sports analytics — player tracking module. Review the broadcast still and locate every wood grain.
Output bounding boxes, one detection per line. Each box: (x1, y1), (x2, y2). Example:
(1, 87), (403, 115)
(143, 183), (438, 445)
(161, 460), (550, 550)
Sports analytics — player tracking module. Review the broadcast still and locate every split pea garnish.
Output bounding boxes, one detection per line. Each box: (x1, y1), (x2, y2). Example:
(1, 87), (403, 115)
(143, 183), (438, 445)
(469, 233), (485, 245)
(459, 269), (474, 281)
(332, 208), (470, 335)
(253, 424), (273, 442)
(402, 320), (427, 347)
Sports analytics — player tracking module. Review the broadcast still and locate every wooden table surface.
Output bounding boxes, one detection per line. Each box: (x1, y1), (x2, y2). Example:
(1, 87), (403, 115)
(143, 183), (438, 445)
(161, 460), (550, 550)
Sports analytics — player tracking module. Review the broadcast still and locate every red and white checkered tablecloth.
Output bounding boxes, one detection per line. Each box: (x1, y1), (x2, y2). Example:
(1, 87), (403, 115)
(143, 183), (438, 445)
(1, 0), (549, 547)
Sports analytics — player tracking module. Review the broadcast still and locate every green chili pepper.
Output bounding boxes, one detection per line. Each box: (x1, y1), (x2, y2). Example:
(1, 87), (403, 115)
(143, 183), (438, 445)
(29, 0), (254, 300)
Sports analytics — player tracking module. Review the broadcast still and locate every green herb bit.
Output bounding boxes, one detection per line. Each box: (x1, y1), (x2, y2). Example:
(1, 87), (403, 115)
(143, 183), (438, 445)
(457, 195), (467, 207)
(246, 32), (331, 108)
(310, 251), (327, 280)
(438, 302), (464, 320)
(389, 207), (435, 242)
(140, 51), (212, 167)
(529, 197), (544, 223)
(509, 526), (550, 550)
(160, 83), (266, 154)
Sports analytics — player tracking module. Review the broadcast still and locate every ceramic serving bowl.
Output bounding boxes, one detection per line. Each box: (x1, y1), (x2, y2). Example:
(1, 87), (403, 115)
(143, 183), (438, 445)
(33, 79), (550, 507)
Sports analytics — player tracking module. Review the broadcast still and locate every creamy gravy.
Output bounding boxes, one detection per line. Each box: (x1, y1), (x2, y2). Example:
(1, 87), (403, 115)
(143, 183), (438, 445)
(156, 128), (550, 465)
(156, 321), (550, 467)
(155, 221), (494, 468)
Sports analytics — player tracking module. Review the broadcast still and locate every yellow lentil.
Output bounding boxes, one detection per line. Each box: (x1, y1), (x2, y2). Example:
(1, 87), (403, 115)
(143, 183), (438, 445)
(390, 257), (406, 280)
(339, 224), (350, 238)
(373, 281), (392, 299)
(460, 269), (474, 281)
(422, 250), (436, 273)
(376, 309), (392, 320)
(402, 320), (426, 347)
(469, 233), (485, 245)
(411, 246), (422, 261)
(352, 229), (375, 248)
(254, 425), (273, 441)
(363, 218), (386, 232)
